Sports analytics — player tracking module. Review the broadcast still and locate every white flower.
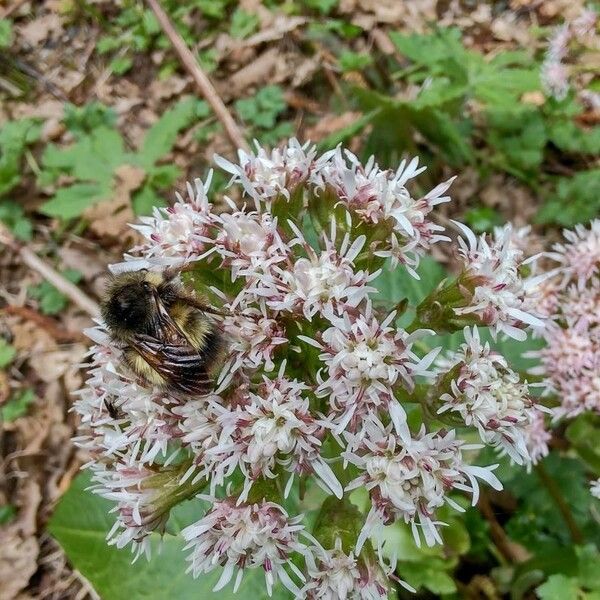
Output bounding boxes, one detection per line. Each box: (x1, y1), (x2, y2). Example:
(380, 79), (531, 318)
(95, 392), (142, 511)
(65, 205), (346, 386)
(312, 147), (453, 277)
(183, 498), (309, 596)
(549, 219), (600, 286)
(344, 420), (502, 550)
(437, 326), (548, 465)
(591, 478), (600, 499)
(214, 206), (291, 282)
(266, 219), (379, 320)
(221, 306), (287, 373)
(214, 367), (342, 500)
(214, 138), (317, 209)
(453, 222), (547, 340)
(113, 175), (215, 272)
(301, 538), (413, 599)
(303, 302), (439, 436)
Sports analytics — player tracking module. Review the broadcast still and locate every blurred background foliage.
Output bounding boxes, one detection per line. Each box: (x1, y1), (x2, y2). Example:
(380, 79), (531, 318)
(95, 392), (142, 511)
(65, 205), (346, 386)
(0, 1), (599, 599)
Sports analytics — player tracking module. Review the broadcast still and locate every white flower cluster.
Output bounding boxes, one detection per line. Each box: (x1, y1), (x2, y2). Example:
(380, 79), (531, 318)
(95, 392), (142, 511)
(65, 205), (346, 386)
(528, 220), (600, 421)
(75, 139), (547, 598)
(436, 327), (549, 466)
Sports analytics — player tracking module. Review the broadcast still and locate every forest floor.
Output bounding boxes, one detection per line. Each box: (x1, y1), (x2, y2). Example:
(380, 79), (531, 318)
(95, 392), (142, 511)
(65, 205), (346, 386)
(0, 0), (594, 598)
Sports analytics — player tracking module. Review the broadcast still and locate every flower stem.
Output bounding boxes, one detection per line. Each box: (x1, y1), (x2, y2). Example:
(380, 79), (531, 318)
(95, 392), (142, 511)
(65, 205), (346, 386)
(534, 462), (583, 544)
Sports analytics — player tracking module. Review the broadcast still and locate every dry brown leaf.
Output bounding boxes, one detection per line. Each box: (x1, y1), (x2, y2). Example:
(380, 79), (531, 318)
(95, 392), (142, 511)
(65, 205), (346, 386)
(83, 165), (145, 238)
(18, 13), (61, 46)
(0, 531), (38, 600)
(304, 112), (362, 142)
(522, 91), (546, 106)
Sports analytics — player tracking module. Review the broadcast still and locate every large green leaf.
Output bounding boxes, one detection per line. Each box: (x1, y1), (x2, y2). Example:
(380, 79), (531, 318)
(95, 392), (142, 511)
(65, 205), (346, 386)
(40, 183), (110, 220)
(49, 474), (292, 600)
(139, 98), (209, 168)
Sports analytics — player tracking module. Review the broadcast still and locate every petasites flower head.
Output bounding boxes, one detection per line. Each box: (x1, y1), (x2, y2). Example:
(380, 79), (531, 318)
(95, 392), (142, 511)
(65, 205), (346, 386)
(74, 138), (544, 598)
(301, 538), (414, 599)
(344, 420), (502, 549)
(217, 365), (342, 500)
(549, 219), (600, 286)
(215, 138), (317, 209)
(452, 222), (547, 340)
(436, 326), (548, 465)
(182, 497), (309, 596)
(302, 302), (439, 436)
(264, 219), (379, 320)
(117, 174), (215, 271)
(311, 147), (453, 277)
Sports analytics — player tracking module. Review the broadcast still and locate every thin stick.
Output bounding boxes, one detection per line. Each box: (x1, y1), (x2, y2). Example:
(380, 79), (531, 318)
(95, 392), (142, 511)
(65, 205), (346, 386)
(2, 305), (88, 343)
(478, 491), (529, 563)
(146, 0), (249, 153)
(0, 223), (100, 318)
(0, 0), (27, 19)
(535, 462), (584, 544)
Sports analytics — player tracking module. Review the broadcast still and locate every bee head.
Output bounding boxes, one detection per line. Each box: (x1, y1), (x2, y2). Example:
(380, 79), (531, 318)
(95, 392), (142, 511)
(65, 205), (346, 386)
(102, 270), (165, 333)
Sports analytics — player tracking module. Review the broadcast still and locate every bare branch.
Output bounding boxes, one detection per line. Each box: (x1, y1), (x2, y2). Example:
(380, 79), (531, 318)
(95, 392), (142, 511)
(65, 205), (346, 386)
(0, 223), (100, 318)
(146, 0), (249, 153)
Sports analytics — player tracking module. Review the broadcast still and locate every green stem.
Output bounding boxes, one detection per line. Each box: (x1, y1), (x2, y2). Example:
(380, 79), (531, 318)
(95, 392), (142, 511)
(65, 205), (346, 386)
(535, 462), (584, 544)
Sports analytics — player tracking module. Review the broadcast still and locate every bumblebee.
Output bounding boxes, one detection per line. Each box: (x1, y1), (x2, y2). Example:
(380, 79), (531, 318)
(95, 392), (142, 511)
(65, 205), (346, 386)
(101, 269), (224, 395)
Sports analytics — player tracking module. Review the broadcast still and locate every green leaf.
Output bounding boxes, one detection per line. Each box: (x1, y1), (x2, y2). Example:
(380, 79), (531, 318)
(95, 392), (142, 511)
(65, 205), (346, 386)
(64, 102), (117, 138)
(2, 389), (35, 422)
(338, 51), (372, 72)
(537, 574), (580, 600)
(504, 454), (600, 551)
(566, 415), (600, 474)
(577, 545), (600, 590)
(389, 28), (465, 69)
(110, 56), (133, 75)
(132, 184), (166, 216)
(0, 338), (16, 367)
(0, 200), (32, 241)
(139, 98), (207, 168)
(0, 504), (16, 524)
(463, 205), (503, 233)
(401, 561), (457, 595)
(0, 118), (42, 196)
(230, 8), (259, 39)
(0, 18), (13, 48)
(40, 182), (110, 220)
(235, 86), (287, 130)
(49, 473), (291, 600)
(28, 270), (82, 315)
(304, 0), (338, 14)
(538, 170), (600, 226)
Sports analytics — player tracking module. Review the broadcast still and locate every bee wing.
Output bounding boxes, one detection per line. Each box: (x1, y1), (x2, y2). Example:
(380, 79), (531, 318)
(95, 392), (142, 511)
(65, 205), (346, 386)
(131, 334), (213, 395)
(150, 301), (188, 345)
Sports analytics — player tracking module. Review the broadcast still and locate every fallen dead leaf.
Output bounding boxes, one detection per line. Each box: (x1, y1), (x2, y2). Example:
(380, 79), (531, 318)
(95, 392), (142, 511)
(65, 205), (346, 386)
(304, 111), (362, 142)
(18, 13), (61, 47)
(0, 530), (38, 600)
(522, 90), (546, 106)
(83, 164), (145, 238)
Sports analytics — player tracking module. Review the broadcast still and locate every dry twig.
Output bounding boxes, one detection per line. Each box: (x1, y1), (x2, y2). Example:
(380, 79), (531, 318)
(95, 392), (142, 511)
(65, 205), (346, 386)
(145, 0), (249, 153)
(0, 0), (27, 19)
(0, 223), (100, 318)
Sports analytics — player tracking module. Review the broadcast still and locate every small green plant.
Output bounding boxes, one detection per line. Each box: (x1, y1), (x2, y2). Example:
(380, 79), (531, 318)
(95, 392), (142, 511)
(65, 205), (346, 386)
(0, 201), (33, 241)
(234, 85), (292, 145)
(28, 269), (82, 315)
(39, 98), (210, 219)
(0, 18), (13, 48)
(0, 118), (41, 197)
(0, 338), (16, 368)
(0, 504), (16, 525)
(1, 388), (35, 422)
(229, 8), (259, 39)
(337, 26), (600, 226)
